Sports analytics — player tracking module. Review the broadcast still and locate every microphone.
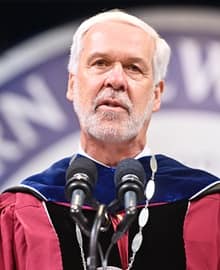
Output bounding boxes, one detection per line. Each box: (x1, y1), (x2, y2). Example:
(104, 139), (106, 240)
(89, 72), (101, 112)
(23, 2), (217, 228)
(115, 158), (146, 213)
(112, 158), (146, 242)
(65, 156), (98, 236)
(65, 156), (98, 211)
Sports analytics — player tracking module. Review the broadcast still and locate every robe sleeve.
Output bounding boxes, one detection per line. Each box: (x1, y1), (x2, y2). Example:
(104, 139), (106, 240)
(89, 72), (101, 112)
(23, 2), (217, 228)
(0, 192), (16, 270)
(0, 192), (63, 270)
(184, 193), (220, 270)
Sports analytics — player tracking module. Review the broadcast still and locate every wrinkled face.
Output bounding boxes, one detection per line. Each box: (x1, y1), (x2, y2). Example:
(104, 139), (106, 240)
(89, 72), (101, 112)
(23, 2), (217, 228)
(67, 21), (163, 143)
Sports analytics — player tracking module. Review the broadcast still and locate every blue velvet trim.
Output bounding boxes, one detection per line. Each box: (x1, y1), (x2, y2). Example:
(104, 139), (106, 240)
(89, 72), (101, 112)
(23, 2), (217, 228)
(21, 154), (220, 205)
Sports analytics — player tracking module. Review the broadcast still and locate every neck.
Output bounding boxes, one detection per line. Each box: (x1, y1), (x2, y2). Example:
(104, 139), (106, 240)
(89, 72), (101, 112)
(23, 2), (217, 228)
(80, 132), (147, 167)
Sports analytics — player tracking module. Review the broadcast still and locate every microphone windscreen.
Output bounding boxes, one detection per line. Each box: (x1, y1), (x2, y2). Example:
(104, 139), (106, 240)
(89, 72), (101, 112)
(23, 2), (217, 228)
(66, 156), (98, 187)
(114, 158), (146, 187)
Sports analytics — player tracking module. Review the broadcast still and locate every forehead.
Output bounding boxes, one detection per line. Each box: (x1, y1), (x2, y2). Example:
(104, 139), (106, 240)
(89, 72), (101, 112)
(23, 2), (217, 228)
(81, 21), (156, 59)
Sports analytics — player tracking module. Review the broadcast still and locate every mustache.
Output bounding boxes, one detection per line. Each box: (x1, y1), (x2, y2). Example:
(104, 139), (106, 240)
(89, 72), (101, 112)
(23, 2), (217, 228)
(93, 88), (133, 113)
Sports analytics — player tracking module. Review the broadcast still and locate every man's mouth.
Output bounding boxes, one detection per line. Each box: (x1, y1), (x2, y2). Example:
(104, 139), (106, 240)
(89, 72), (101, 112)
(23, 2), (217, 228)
(95, 98), (129, 112)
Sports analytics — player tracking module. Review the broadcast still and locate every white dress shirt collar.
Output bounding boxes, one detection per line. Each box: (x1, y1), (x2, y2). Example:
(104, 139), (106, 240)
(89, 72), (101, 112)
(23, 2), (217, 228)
(77, 144), (151, 168)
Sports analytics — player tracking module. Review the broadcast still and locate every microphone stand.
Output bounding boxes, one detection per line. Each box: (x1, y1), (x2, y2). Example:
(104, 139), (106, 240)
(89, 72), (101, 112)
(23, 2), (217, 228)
(70, 201), (137, 269)
(69, 196), (99, 237)
(88, 204), (107, 270)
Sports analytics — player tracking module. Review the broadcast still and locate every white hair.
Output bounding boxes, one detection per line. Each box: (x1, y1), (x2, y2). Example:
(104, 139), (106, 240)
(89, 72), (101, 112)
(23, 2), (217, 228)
(68, 9), (171, 84)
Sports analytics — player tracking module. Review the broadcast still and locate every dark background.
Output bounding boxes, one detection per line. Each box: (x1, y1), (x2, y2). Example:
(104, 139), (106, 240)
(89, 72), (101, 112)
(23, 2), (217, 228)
(0, 0), (220, 55)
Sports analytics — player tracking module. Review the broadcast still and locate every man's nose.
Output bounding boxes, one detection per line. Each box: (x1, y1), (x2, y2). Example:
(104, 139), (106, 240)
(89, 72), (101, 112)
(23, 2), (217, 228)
(104, 63), (128, 91)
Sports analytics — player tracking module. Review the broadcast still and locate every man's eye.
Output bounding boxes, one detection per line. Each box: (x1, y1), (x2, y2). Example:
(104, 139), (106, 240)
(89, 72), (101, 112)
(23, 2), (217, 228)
(93, 59), (108, 67)
(127, 64), (142, 73)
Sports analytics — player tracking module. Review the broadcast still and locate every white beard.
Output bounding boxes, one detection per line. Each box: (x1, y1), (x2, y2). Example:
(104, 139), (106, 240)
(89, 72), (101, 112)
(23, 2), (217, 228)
(73, 83), (153, 143)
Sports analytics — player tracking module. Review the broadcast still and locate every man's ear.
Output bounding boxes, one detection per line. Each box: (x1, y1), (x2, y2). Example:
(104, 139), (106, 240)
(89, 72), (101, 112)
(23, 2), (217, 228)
(153, 80), (165, 112)
(66, 73), (75, 102)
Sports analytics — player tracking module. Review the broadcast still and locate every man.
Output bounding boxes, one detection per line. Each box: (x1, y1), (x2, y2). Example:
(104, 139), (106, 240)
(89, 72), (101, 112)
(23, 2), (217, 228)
(0, 10), (220, 270)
